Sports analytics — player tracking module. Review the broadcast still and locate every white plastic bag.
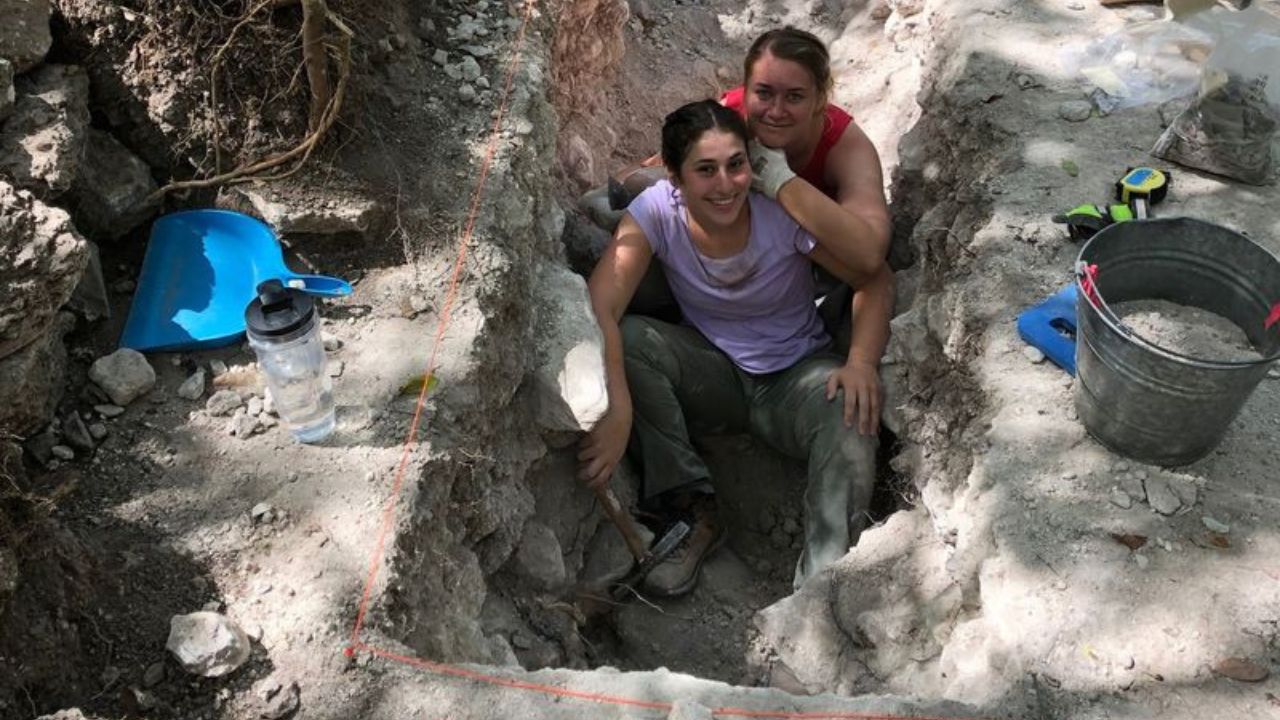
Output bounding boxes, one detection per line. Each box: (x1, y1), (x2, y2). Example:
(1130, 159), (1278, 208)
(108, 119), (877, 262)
(1059, 20), (1214, 110)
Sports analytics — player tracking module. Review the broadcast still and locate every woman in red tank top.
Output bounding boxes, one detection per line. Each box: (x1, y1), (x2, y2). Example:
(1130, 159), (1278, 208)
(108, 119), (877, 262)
(732, 27), (894, 440)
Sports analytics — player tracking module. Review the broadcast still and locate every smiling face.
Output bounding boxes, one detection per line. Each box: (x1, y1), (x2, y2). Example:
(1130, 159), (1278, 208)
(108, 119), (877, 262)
(672, 129), (752, 230)
(743, 50), (825, 150)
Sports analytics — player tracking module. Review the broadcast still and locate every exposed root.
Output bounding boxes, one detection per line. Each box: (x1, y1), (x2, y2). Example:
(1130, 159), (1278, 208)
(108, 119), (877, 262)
(0, 439), (76, 551)
(152, 3), (353, 201)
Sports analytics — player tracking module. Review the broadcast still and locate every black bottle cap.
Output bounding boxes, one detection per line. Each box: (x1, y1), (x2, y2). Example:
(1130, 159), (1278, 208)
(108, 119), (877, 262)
(244, 279), (316, 338)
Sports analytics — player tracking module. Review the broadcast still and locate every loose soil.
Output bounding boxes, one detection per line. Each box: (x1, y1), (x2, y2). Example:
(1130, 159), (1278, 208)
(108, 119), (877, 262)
(1113, 299), (1264, 361)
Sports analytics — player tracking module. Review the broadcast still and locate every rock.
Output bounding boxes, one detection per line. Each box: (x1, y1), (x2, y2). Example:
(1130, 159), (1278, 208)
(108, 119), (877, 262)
(142, 660), (165, 687)
(88, 349), (156, 406)
(65, 240), (109, 321)
(321, 332), (341, 351)
(326, 360), (344, 377)
(1013, 72), (1041, 90)
(562, 132), (594, 188)
(1202, 516), (1230, 534)
(1214, 657), (1269, 682)
(0, 58), (13, 123)
(87, 422), (106, 440)
(50, 444), (74, 460)
(630, 0), (657, 24)
(175, 369), (205, 401)
(512, 520), (566, 591)
(458, 83), (477, 102)
(246, 396), (263, 417)
(206, 389), (243, 417)
(35, 711), (98, 720)
(209, 359), (229, 377)
(459, 56), (483, 82)
(256, 678), (300, 719)
(888, 308), (935, 367)
(224, 183), (383, 238)
(251, 502), (274, 524)
(64, 129), (159, 240)
(529, 263), (608, 433)
(0, 0), (53, 73)
(1067, 1), (1085, 9)
(232, 410), (260, 438)
(1109, 488), (1133, 509)
(889, 0), (925, 16)
(124, 687), (157, 712)
(0, 65), (91, 196)
(1023, 346), (1046, 363)
(1134, 553), (1150, 569)
(94, 403), (124, 418)
(1144, 475), (1182, 515)
(0, 180), (90, 360)
(559, 209), (613, 277)
(165, 612), (251, 677)
(1058, 100), (1093, 122)
(23, 427), (57, 466)
(669, 700), (715, 720)
(0, 312), (73, 434)
(1167, 474), (1198, 508)
(432, 49), (448, 65)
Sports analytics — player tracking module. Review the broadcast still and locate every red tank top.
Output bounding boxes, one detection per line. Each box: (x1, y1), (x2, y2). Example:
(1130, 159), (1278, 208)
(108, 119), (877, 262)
(721, 85), (852, 200)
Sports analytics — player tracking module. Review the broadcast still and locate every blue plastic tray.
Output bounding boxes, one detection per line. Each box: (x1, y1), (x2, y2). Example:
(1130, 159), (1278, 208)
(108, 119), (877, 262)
(1017, 284), (1078, 375)
(120, 210), (351, 352)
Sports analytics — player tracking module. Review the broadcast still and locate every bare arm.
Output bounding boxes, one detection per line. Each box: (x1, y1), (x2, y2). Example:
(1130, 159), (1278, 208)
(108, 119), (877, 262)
(773, 122), (891, 283)
(848, 264), (893, 370)
(824, 264), (894, 436)
(579, 213), (654, 487)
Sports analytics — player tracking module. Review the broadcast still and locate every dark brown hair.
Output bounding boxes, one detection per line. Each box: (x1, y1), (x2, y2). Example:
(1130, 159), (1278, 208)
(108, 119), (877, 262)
(743, 27), (833, 100)
(660, 100), (750, 174)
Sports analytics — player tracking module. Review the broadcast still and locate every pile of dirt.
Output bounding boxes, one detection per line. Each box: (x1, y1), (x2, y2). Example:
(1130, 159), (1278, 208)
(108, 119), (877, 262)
(1113, 299), (1262, 361)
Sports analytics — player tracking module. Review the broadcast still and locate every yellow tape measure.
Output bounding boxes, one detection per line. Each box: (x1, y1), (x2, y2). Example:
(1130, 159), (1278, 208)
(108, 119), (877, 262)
(1115, 167), (1170, 218)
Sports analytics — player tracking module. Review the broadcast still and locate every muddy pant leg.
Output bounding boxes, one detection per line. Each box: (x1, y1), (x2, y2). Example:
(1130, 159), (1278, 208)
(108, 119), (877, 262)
(747, 353), (878, 589)
(619, 316), (749, 505)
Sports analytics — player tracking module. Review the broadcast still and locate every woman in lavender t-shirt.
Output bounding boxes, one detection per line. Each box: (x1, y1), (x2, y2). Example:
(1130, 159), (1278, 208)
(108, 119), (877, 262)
(579, 100), (890, 595)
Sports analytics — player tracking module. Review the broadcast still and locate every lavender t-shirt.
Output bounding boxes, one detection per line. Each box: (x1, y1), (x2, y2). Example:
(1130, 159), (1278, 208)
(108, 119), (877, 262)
(627, 180), (830, 374)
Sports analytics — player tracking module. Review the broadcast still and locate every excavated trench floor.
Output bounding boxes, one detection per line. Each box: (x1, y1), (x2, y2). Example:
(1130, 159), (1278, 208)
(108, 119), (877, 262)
(567, 436), (913, 685)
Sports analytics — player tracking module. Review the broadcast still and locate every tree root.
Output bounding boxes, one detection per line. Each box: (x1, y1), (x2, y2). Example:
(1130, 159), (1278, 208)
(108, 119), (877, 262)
(151, 1), (352, 202)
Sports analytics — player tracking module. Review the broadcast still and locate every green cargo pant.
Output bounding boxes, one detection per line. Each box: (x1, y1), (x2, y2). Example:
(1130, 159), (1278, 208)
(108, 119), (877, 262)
(620, 315), (878, 588)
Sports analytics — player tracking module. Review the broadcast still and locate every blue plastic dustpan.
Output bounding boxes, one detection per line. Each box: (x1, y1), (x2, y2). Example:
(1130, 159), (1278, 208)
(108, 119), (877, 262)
(1017, 284), (1077, 375)
(120, 209), (352, 352)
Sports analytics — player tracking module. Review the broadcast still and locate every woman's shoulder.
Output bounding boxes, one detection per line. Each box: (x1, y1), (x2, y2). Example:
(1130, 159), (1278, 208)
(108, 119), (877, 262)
(747, 191), (803, 234)
(631, 179), (678, 217)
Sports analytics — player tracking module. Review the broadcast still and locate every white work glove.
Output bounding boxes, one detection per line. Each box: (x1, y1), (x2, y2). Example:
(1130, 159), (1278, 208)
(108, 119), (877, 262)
(748, 139), (797, 199)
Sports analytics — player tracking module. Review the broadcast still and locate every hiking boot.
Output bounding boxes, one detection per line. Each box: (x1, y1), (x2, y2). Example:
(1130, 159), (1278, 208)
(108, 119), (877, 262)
(641, 496), (724, 597)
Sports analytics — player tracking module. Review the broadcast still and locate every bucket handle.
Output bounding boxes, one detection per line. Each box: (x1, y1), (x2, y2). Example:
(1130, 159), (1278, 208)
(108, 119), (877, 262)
(1075, 261), (1131, 336)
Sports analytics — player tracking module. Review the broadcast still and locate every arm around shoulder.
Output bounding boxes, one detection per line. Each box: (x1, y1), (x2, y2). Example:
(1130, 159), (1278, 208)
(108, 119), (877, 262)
(772, 122), (891, 279)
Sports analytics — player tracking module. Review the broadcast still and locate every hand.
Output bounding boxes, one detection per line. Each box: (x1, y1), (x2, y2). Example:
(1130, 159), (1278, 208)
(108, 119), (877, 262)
(748, 139), (797, 199)
(825, 360), (881, 436)
(577, 404), (632, 490)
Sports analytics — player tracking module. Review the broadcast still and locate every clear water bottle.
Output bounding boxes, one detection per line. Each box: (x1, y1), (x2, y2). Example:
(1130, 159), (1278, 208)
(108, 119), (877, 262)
(245, 280), (335, 443)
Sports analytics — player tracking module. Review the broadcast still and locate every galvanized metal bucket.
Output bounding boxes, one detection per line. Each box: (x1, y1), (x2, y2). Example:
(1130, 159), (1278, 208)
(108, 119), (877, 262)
(1074, 217), (1280, 466)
